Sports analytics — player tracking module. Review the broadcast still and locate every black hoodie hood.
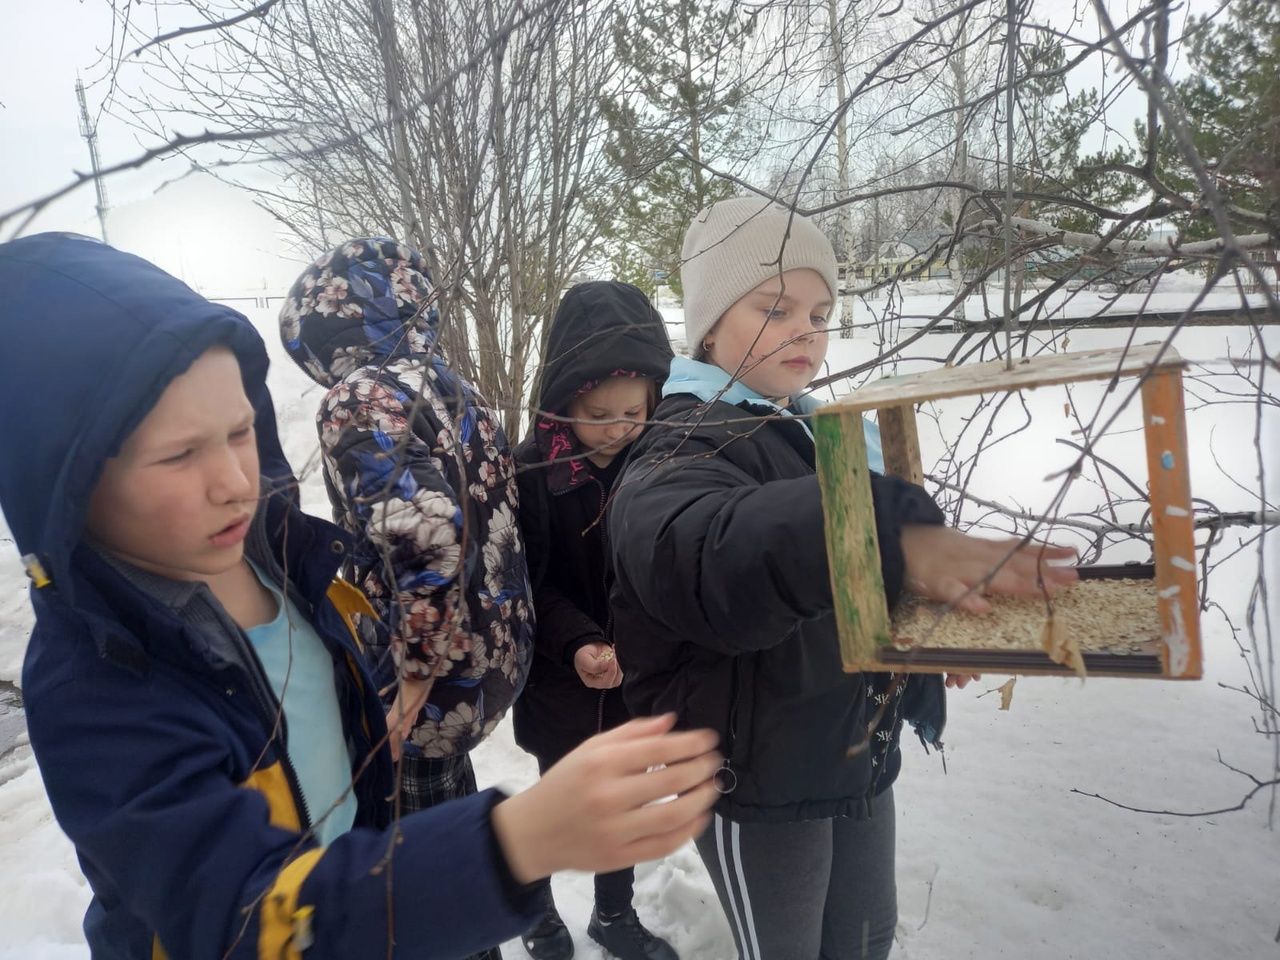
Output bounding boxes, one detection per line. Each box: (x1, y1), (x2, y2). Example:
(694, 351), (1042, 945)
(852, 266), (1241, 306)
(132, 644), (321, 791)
(527, 282), (673, 495)
(536, 281), (673, 417)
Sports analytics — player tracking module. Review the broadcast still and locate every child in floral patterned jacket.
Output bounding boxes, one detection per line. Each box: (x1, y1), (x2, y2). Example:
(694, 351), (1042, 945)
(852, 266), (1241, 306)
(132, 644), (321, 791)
(279, 238), (531, 834)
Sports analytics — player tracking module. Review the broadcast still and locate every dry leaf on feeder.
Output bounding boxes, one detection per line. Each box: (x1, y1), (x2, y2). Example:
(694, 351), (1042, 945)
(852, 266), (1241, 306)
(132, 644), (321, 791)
(997, 678), (1016, 710)
(1041, 616), (1086, 680)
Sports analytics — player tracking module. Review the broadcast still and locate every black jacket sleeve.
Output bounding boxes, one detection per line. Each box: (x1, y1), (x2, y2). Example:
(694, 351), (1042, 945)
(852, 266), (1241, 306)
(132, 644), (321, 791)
(514, 440), (606, 667)
(608, 422), (944, 656)
(531, 581), (606, 666)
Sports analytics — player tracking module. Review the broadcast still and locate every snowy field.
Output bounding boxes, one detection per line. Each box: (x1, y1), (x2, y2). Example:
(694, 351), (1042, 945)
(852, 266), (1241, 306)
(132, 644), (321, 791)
(0, 285), (1277, 960)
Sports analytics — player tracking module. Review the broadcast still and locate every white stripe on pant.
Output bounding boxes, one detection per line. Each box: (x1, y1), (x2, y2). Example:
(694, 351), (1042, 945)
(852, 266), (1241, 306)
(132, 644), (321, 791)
(695, 790), (898, 960)
(714, 813), (754, 959)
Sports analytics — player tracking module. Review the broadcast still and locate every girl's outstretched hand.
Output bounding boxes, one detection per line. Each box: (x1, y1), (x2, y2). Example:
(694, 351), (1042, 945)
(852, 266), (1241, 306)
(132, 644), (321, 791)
(491, 714), (721, 884)
(900, 526), (1079, 615)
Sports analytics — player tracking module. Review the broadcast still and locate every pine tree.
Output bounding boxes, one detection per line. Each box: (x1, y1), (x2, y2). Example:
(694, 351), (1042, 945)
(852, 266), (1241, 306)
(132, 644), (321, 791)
(1038, 88), (1142, 235)
(1039, 3), (1277, 244)
(602, 0), (756, 298)
(1017, 35), (1141, 235)
(1163, 0), (1279, 240)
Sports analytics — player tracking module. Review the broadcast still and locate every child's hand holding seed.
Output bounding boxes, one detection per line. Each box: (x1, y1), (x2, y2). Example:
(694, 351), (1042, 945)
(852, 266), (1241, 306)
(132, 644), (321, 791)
(575, 641), (623, 689)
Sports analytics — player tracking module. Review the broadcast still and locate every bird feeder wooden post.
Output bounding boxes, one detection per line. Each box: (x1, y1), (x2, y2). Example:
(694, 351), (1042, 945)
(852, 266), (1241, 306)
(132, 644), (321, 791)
(812, 344), (1202, 681)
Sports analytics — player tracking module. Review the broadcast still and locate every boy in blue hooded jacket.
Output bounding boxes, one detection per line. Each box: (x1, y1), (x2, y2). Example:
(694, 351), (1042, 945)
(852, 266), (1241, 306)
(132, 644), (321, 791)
(0, 233), (722, 960)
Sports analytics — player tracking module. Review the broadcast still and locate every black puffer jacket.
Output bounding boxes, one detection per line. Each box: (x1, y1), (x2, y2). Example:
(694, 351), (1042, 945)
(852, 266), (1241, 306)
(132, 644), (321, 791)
(512, 281), (674, 766)
(608, 386), (947, 823)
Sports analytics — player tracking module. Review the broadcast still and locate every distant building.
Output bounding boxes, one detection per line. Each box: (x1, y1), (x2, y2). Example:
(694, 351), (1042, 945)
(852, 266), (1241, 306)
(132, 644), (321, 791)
(845, 233), (952, 284)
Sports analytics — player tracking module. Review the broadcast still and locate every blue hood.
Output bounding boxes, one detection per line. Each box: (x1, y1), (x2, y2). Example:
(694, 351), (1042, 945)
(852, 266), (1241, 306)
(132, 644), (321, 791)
(0, 233), (290, 598)
(663, 356), (884, 471)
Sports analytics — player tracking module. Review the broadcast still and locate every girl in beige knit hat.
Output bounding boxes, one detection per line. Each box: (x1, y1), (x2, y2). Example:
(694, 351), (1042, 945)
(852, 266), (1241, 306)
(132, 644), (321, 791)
(606, 197), (1077, 960)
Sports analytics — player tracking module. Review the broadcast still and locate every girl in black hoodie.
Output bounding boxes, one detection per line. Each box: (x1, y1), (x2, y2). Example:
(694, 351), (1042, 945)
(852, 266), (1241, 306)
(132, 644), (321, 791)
(514, 282), (678, 960)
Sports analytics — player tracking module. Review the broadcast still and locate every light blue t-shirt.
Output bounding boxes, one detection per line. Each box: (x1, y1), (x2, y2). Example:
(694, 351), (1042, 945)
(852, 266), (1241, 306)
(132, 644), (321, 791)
(245, 565), (358, 845)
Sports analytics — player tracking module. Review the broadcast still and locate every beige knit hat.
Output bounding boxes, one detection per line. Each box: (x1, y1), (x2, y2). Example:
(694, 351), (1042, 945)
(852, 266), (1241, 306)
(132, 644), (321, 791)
(680, 196), (838, 355)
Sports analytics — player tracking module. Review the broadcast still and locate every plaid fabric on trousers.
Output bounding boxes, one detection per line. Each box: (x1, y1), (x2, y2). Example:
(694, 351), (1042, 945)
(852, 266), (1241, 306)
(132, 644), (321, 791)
(399, 752), (481, 813)
(398, 753), (505, 960)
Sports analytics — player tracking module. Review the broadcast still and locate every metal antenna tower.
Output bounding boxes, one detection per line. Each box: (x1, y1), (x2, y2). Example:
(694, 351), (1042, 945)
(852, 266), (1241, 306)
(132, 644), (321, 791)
(75, 77), (110, 243)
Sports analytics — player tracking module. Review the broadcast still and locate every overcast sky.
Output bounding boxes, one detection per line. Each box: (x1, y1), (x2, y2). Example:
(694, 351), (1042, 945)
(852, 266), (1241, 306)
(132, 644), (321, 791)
(0, 0), (299, 292)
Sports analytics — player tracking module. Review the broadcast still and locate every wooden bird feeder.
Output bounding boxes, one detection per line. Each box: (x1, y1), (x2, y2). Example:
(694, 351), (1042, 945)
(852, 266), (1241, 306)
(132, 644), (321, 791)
(813, 344), (1202, 680)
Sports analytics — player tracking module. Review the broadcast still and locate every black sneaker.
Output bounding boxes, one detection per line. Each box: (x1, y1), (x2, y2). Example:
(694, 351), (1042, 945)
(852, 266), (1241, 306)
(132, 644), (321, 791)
(521, 905), (574, 960)
(587, 907), (678, 960)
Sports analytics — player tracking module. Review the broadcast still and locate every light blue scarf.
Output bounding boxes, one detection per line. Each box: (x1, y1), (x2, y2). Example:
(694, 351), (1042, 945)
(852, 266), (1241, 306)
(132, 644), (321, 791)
(662, 356), (885, 472)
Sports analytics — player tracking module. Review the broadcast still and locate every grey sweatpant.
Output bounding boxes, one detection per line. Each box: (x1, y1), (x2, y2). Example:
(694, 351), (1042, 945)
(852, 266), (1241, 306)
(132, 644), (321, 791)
(694, 789), (897, 960)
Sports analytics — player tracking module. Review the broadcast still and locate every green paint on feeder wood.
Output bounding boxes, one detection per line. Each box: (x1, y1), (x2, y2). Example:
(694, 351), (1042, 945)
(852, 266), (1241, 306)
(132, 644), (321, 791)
(813, 411), (894, 668)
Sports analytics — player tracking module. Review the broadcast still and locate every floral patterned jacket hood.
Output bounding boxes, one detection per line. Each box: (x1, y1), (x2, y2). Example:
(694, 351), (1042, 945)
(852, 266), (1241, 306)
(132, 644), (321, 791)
(279, 238), (533, 758)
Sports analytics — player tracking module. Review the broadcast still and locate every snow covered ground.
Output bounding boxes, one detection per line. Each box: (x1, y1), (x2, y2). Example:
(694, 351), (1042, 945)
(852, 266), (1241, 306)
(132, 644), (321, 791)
(0, 289), (1277, 960)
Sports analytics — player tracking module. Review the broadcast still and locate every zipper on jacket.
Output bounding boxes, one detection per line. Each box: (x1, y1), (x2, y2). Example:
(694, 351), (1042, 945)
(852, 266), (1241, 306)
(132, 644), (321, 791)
(709, 634), (740, 799)
(593, 475), (613, 736)
(230, 626), (314, 833)
(240, 520), (373, 835)
(221, 515), (319, 835)
(717, 659), (746, 795)
(592, 476), (615, 647)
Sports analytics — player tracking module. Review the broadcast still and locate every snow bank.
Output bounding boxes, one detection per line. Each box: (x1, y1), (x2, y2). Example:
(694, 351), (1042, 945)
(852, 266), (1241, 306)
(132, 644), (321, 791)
(0, 742), (91, 959)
